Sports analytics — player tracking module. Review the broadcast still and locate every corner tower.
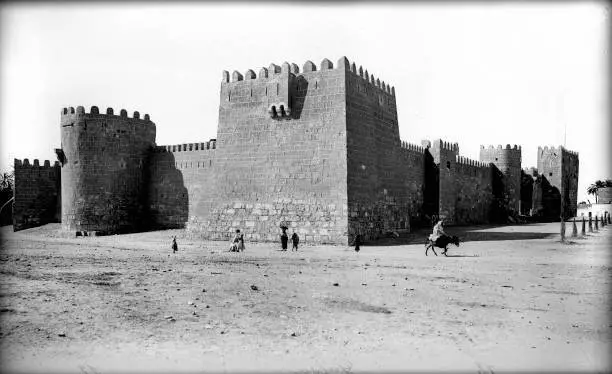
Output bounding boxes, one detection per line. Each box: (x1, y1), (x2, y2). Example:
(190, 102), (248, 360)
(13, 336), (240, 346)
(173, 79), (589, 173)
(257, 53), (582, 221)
(194, 58), (349, 244)
(343, 57), (414, 239)
(57, 106), (156, 234)
(537, 146), (579, 219)
(480, 144), (522, 215)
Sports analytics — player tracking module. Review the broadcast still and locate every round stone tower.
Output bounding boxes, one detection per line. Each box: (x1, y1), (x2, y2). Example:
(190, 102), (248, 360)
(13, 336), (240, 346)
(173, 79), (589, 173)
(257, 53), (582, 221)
(58, 106), (156, 234)
(479, 144), (522, 214)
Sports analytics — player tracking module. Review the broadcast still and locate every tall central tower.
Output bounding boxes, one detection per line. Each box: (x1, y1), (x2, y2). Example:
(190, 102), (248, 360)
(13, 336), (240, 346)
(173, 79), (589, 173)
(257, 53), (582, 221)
(187, 56), (412, 244)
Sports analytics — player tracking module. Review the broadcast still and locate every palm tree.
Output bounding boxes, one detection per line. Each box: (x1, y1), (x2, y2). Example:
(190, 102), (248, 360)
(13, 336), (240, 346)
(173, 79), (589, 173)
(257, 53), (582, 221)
(587, 180), (606, 204)
(0, 171), (13, 191)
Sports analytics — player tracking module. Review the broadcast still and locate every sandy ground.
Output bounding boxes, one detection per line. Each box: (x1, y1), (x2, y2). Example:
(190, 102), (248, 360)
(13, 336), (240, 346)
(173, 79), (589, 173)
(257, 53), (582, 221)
(0, 222), (610, 373)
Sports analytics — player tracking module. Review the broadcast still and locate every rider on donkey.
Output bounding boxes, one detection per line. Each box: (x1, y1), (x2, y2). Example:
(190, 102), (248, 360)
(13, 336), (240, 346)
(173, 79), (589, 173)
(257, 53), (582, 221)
(429, 218), (449, 246)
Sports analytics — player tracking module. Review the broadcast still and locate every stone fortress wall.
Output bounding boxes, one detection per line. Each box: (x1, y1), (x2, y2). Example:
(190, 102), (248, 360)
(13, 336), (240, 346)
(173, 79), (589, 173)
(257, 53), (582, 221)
(13, 159), (61, 231)
(12, 56), (580, 243)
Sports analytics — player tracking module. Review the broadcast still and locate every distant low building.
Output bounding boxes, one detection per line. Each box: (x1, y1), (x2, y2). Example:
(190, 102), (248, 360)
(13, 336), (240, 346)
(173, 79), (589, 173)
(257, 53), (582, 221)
(577, 187), (612, 218)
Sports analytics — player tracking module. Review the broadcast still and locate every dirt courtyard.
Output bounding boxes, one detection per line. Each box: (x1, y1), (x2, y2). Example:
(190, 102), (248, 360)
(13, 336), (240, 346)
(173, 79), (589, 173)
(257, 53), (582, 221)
(0, 222), (610, 373)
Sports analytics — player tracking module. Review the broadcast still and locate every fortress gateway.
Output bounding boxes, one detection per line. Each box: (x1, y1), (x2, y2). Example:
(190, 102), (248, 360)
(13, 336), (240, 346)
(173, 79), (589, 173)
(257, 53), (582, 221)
(13, 57), (579, 244)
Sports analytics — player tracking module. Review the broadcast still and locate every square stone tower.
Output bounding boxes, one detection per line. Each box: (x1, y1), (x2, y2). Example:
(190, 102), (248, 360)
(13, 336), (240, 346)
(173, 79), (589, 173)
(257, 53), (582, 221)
(191, 56), (413, 244)
(537, 146), (579, 219)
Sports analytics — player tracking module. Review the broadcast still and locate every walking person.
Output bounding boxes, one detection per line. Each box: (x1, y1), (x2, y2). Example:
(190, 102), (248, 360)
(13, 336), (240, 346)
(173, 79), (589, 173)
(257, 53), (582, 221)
(353, 233), (362, 253)
(291, 231), (299, 251)
(238, 230), (245, 251)
(171, 236), (178, 253)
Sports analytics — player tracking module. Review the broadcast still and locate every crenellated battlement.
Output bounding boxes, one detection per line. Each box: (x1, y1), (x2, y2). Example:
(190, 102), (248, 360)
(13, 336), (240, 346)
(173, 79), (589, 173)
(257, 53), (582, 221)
(221, 56), (395, 97)
(15, 158), (60, 169)
(455, 155), (489, 168)
(60, 106), (153, 124)
(400, 140), (426, 153)
(479, 144), (522, 165)
(432, 139), (459, 152)
(342, 56), (395, 97)
(453, 155), (493, 182)
(153, 139), (217, 153)
(538, 145), (579, 157)
(222, 58), (326, 84)
(480, 144), (521, 151)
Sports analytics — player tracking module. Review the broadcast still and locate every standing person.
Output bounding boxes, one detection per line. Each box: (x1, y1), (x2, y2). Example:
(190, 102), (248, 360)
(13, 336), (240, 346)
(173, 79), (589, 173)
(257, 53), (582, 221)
(229, 229), (242, 252)
(238, 230), (245, 252)
(291, 231), (299, 251)
(353, 233), (362, 253)
(171, 236), (178, 253)
(280, 226), (288, 251)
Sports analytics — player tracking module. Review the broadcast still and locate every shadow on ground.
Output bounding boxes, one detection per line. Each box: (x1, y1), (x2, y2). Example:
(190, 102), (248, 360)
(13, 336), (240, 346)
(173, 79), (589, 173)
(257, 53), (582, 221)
(367, 224), (558, 247)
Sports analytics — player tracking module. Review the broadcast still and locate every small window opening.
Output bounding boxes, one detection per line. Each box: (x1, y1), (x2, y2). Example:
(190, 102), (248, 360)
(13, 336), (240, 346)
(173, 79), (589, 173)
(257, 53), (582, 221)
(446, 161), (451, 169)
(549, 172), (553, 177)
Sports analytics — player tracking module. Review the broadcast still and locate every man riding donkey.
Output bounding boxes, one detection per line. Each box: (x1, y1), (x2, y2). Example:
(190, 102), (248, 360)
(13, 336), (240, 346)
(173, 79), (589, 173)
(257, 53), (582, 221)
(426, 217), (460, 256)
(430, 218), (448, 244)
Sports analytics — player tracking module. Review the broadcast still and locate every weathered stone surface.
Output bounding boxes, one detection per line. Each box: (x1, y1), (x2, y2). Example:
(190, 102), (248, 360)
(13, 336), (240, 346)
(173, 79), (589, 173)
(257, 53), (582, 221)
(13, 159), (60, 231)
(58, 107), (155, 234)
(12, 56), (580, 240)
(536, 146), (579, 219)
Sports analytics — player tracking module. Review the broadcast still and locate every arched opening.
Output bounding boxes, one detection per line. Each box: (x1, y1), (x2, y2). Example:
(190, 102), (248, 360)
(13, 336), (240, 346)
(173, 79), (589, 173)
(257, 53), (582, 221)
(279, 105), (286, 117)
(270, 106), (278, 118)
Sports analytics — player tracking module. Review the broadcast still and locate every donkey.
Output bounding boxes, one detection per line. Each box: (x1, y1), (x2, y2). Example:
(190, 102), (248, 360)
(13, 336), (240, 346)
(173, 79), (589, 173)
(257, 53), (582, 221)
(425, 235), (460, 256)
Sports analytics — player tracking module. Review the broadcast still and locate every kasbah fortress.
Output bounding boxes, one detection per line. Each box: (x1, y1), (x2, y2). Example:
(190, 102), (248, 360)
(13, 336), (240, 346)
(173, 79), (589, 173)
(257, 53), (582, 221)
(12, 56), (580, 245)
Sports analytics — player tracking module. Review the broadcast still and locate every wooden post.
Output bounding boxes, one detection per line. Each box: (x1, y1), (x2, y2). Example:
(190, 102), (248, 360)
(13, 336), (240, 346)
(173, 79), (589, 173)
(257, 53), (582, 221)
(571, 218), (577, 237)
(560, 215), (566, 242)
(581, 217), (586, 236)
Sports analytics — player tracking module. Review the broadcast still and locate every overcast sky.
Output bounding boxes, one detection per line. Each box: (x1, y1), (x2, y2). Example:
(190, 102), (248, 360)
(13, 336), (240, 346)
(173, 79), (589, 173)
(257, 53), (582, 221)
(0, 2), (609, 202)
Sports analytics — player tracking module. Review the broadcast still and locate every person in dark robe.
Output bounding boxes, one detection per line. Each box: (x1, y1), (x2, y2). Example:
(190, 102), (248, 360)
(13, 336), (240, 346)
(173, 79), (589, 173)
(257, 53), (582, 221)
(353, 234), (362, 253)
(280, 226), (288, 251)
(291, 231), (299, 251)
(172, 236), (178, 253)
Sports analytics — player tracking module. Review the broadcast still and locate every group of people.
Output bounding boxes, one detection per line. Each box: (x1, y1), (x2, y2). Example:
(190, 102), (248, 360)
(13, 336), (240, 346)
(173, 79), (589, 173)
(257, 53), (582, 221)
(172, 217), (449, 254)
(229, 229), (245, 252)
(279, 226), (300, 251)
(227, 226), (300, 252)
